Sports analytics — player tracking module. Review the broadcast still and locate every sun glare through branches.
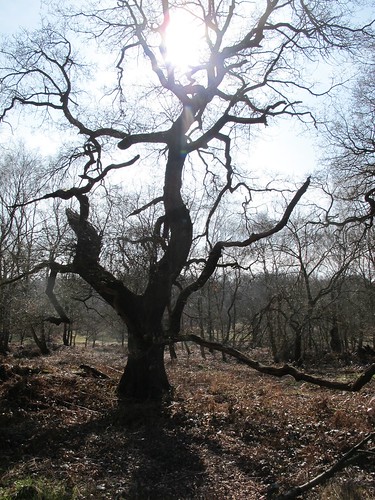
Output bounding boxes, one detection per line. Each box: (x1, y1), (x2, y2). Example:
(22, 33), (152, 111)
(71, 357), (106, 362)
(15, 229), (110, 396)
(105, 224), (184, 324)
(163, 9), (206, 72)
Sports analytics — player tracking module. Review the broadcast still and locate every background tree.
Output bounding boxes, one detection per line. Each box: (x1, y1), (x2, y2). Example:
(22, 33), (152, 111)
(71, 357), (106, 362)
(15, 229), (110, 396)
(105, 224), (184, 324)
(0, 0), (373, 399)
(0, 147), (47, 352)
(250, 215), (365, 363)
(321, 51), (375, 225)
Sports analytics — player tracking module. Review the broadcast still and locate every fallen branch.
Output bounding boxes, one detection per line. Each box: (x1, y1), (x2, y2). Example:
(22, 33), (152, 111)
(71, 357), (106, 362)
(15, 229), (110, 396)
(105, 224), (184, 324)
(175, 334), (375, 392)
(79, 364), (110, 379)
(275, 432), (375, 499)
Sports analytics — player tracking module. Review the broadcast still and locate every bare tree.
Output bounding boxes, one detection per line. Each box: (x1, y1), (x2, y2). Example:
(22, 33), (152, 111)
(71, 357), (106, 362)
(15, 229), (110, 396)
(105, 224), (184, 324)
(0, 0), (373, 399)
(0, 147), (46, 352)
(253, 214), (364, 363)
(321, 50), (375, 226)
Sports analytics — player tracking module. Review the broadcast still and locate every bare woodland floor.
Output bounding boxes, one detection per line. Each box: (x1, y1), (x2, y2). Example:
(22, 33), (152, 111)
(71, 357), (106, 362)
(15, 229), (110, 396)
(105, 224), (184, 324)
(0, 344), (374, 499)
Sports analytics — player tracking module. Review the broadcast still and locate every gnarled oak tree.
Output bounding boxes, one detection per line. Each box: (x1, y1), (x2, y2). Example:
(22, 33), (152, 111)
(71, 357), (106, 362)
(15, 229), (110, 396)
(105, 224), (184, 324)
(0, 0), (373, 399)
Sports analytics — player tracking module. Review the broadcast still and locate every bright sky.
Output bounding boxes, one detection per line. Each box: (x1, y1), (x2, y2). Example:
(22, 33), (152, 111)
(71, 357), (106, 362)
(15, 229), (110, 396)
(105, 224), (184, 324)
(0, 0), (41, 34)
(0, 0), (320, 181)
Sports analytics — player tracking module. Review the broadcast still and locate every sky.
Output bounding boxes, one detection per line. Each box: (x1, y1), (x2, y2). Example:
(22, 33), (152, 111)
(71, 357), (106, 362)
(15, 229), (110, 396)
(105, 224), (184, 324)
(0, 0), (329, 183)
(0, 0), (42, 34)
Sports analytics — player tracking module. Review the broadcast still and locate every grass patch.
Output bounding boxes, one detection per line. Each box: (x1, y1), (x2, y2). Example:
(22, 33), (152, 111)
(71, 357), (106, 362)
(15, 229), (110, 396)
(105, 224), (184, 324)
(0, 477), (75, 500)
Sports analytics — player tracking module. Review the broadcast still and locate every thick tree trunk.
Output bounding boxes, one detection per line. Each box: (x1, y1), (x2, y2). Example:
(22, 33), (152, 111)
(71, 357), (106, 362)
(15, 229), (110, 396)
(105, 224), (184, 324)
(117, 333), (171, 400)
(64, 150), (192, 401)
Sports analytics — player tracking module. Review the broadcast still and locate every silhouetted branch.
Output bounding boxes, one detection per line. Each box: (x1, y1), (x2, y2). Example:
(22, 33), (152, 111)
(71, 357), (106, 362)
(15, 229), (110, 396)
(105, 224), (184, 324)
(0, 261), (50, 287)
(11, 155), (140, 209)
(170, 178), (311, 333)
(129, 196), (164, 216)
(222, 177), (311, 248)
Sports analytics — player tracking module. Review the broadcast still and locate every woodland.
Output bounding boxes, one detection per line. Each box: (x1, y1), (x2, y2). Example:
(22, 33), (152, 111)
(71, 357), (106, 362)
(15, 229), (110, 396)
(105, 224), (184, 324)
(0, 0), (375, 498)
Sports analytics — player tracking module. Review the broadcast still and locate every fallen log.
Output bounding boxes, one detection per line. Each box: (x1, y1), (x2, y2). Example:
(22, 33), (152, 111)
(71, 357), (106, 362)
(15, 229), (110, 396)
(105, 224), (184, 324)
(171, 334), (375, 392)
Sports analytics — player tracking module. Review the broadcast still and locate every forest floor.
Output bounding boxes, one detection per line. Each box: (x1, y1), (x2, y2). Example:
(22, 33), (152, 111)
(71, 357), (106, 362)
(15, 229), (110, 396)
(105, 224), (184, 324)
(0, 344), (374, 499)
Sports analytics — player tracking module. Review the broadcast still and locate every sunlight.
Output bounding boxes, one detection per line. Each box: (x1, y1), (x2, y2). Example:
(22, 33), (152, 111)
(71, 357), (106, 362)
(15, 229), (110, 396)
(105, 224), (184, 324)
(164, 9), (205, 71)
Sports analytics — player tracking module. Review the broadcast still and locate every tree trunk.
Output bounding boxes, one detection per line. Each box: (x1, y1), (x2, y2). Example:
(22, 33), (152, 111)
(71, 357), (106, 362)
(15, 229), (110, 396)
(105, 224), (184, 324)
(268, 314), (279, 362)
(64, 148), (192, 401)
(118, 333), (171, 400)
(63, 323), (69, 346)
(294, 330), (303, 366)
(0, 330), (10, 354)
(0, 299), (11, 354)
(330, 320), (342, 353)
(31, 325), (50, 355)
(168, 342), (178, 360)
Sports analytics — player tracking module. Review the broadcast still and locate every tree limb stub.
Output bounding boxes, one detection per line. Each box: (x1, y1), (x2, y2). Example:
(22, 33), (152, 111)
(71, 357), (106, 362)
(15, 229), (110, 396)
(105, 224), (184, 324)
(175, 334), (375, 392)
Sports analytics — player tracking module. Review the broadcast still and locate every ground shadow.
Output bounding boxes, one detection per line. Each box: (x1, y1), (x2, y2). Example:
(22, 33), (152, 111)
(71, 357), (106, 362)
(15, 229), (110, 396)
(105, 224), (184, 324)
(0, 398), (207, 499)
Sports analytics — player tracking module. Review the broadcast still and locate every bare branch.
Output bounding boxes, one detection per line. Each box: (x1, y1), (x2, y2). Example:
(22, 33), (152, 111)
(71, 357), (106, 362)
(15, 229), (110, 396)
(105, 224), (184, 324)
(277, 432), (375, 499)
(129, 196), (164, 216)
(0, 261), (50, 287)
(222, 177), (311, 248)
(11, 155), (140, 209)
(169, 177), (310, 334)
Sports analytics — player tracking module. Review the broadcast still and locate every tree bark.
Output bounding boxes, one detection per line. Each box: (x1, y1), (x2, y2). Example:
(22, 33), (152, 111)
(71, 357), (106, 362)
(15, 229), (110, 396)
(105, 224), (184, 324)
(0, 331), (10, 355)
(118, 332), (171, 400)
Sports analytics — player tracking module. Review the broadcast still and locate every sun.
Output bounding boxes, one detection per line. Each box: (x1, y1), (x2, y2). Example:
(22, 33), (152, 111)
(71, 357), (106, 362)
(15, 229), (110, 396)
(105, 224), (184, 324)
(163, 9), (205, 71)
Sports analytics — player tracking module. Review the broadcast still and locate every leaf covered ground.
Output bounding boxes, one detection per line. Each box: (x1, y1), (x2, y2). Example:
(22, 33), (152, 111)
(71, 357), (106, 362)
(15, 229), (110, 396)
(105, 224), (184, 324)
(0, 344), (374, 499)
